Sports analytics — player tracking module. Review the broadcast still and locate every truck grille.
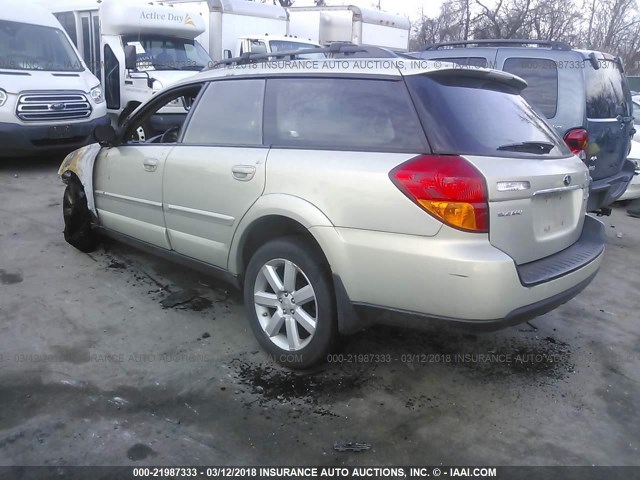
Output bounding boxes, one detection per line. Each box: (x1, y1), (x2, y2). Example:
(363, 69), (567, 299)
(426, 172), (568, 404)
(16, 92), (92, 122)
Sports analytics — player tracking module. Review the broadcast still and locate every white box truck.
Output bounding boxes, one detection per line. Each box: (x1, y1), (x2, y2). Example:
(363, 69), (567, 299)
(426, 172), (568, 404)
(287, 5), (411, 52)
(0, 1), (108, 158)
(165, 0), (321, 61)
(45, 0), (213, 124)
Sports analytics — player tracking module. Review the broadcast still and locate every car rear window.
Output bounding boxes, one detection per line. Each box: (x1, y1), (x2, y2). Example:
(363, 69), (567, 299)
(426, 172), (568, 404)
(264, 77), (427, 152)
(585, 60), (629, 119)
(502, 57), (558, 118)
(405, 73), (571, 159)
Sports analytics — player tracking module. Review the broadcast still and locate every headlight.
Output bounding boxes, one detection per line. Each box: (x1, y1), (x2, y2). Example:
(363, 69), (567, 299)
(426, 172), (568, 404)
(90, 85), (104, 104)
(0, 89), (7, 107)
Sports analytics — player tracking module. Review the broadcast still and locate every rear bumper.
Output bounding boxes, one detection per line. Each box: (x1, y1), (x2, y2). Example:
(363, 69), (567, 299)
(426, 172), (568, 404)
(0, 116), (110, 158)
(315, 217), (605, 334)
(587, 159), (636, 210)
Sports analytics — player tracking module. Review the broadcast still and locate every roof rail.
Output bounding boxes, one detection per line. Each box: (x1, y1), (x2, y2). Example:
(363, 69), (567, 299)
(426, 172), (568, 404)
(424, 39), (572, 51)
(208, 43), (367, 69)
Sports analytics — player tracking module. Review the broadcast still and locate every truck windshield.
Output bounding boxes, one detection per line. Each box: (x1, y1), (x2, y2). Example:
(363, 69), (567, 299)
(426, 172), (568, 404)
(0, 20), (82, 72)
(269, 40), (325, 59)
(123, 35), (211, 71)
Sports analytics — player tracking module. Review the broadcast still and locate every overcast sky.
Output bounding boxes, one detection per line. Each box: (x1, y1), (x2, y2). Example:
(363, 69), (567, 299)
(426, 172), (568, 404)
(292, 0), (444, 21)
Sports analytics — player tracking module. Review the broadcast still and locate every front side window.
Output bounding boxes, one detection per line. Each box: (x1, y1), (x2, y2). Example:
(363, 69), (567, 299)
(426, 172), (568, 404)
(54, 13), (77, 45)
(585, 60), (629, 119)
(124, 84), (203, 144)
(264, 77), (427, 152)
(0, 19), (82, 71)
(503, 57), (559, 118)
(182, 80), (264, 146)
(104, 45), (120, 110)
(122, 35), (210, 71)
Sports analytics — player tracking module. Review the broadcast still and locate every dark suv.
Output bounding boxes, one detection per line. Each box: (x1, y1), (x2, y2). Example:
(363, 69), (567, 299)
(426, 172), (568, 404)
(410, 39), (636, 213)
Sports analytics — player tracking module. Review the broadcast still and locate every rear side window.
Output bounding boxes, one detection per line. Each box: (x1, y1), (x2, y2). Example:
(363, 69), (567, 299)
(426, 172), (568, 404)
(406, 73), (570, 159)
(503, 58), (558, 118)
(183, 79), (265, 146)
(264, 77), (426, 152)
(439, 57), (488, 68)
(585, 60), (629, 119)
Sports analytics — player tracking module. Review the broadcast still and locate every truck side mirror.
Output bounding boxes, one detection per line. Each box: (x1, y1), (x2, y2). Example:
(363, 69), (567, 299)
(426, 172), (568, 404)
(224, 49), (232, 59)
(124, 45), (137, 71)
(94, 124), (117, 147)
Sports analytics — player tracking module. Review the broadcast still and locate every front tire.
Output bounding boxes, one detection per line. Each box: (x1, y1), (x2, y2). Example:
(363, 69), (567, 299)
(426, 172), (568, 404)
(244, 236), (337, 369)
(62, 180), (98, 253)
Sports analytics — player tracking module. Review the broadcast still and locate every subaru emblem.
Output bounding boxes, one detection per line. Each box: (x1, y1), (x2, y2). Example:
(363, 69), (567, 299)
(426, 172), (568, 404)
(563, 175), (571, 186)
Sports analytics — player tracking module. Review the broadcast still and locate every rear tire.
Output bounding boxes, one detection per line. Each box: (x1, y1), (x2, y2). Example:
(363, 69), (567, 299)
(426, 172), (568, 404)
(243, 236), (338, 369)
(62, 180), (98, 253)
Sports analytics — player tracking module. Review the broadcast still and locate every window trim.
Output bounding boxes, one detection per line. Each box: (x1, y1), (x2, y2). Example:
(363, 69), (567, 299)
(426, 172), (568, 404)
(118, 82), (205, 146)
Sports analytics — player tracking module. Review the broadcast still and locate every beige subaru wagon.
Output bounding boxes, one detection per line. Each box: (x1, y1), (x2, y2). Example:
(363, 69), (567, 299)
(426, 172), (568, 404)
(59, 59), (605, 368)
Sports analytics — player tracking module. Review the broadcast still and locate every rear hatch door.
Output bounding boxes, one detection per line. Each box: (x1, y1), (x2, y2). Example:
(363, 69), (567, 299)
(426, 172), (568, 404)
(405, 69), (590, 265)
(584, 58), (634, 181)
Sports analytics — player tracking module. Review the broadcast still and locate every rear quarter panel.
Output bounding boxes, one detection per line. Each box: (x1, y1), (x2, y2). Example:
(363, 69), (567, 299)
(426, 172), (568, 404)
(262, 149), (444, 236)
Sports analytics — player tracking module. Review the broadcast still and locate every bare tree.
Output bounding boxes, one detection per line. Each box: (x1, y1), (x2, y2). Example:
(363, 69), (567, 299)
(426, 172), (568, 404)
(411, 0), (640, 74)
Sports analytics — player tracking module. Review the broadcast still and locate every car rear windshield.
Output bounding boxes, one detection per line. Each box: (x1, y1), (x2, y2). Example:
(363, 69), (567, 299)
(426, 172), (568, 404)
(405, 73), (571, 159)
(585, 60), (629, 119)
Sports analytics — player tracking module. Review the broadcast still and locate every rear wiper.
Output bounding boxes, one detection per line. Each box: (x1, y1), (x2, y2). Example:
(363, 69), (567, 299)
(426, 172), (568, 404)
(497, 141), (555, 154)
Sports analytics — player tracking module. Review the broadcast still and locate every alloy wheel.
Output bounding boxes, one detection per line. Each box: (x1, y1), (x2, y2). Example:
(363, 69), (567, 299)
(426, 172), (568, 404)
(253, 258), (318, 351)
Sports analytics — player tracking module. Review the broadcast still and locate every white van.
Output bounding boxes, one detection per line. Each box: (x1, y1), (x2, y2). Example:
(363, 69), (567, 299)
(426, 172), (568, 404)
(0, 1), (108, 158)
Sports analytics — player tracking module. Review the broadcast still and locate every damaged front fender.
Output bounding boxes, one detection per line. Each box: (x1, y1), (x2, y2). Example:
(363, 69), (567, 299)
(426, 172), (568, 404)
(58, 143), (103, 217)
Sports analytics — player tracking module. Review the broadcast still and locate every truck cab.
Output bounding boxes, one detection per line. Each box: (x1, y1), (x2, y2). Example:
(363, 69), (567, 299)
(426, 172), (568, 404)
(0, 1), (108, 158)
(46, 0), (212, 125)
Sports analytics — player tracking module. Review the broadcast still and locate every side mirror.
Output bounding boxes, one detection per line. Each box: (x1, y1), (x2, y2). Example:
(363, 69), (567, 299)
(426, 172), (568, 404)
(124, 45), (137, 71)
(94, 124), (117, 147)
(223, 49), (232, 59)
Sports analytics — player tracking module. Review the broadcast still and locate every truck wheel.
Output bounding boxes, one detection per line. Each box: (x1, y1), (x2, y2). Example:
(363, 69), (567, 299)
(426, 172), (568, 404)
(62, 180), (98, 253)
(244, 236), (338, 369)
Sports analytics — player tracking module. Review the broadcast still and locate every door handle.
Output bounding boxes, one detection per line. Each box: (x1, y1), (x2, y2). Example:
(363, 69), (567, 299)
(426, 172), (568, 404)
(143, 158), (159, 172)
(231, 165), (256, 181)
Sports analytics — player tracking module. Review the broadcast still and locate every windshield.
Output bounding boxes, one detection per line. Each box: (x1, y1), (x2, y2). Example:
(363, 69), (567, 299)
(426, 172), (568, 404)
(269, 40), (325, 59)
(0, 20), (82, 72)
(123, 35), (211, 71)
(406, 74), (571, 159)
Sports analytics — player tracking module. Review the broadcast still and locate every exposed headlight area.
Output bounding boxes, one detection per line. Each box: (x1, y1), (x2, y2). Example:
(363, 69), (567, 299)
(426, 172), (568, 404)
(0, 89), (7, 107)
(90, 85), (104, 104)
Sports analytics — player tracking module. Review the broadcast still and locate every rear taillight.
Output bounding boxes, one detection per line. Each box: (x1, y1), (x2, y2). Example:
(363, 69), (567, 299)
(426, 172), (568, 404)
(564, 128), (588, 160)
(390, 154), (489, 233)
